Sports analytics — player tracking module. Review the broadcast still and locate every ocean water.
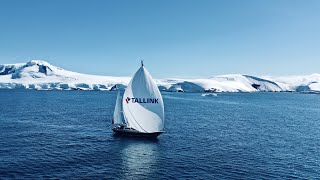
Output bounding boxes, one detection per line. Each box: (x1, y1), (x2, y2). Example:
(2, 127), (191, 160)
(0, 90), (320, 179)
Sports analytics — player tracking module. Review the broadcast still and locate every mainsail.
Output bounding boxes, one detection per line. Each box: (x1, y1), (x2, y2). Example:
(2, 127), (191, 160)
(122, 63), (164, 133)
(113, 90), (124, 125)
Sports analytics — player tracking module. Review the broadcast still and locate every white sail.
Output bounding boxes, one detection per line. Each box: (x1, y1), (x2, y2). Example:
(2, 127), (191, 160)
(122, 64), (164, 133)
(113, 90), (124, 125)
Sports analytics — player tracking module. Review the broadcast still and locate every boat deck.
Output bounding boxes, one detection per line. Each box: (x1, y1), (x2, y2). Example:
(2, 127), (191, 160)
(112, 127), (163, 138)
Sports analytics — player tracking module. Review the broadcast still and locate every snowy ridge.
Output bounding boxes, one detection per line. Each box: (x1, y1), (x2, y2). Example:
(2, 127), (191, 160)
(263, 74), (320, 92)
(0, 60), (319, 93)
(155, 74), (283, 93)
(0, 60), (130, 90)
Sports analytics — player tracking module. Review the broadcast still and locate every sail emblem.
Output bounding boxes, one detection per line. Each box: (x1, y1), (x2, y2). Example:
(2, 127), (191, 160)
(125, 97), (131, 104)
(126, 97), (159, 104)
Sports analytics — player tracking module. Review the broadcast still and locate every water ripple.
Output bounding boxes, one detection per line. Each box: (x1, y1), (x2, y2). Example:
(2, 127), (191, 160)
(0, 91), (320, 179)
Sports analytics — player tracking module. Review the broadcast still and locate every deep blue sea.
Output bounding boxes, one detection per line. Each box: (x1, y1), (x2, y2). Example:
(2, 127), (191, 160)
(0, 90), (319, 179)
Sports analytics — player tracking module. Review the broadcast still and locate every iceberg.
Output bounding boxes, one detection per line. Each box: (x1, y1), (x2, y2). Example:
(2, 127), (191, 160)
(201, 93), (218, 97)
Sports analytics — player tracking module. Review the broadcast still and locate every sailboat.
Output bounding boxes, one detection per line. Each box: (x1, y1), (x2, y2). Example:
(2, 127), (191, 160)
(112, 61), (164, 138)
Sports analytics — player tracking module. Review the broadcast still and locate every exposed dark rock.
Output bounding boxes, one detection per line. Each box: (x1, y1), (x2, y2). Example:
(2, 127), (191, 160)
(38, 65), (47, 75)
(205, 88), (218, 92)
(296, 85), (311, 92)
(251, 84), (261, 89)
(110, 84), (126, 91)
(0, 66), (14, 75)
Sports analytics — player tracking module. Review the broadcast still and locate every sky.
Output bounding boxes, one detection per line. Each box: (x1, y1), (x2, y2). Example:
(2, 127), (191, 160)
(0, 0), (319, 78)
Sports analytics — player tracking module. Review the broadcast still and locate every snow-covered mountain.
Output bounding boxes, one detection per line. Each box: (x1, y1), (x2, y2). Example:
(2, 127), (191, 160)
(0, 60), (130, 90)
(263, 74), (320, 92)
(0, 60), (319, 93)
(156, 74), (283, 92)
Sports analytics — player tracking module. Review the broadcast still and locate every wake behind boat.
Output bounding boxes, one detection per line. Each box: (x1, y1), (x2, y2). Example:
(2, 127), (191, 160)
(112, 61), (165, 138)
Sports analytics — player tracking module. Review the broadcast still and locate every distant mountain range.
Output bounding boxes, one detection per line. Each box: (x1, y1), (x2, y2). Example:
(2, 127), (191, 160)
(0, 60), (319, 93)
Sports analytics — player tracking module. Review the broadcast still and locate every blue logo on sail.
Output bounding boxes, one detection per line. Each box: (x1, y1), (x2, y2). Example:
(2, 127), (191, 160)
(126, 97), (159, 104)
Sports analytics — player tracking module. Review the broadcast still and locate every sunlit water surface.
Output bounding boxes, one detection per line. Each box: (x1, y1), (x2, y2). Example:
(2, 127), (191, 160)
(0, 90), (319, 179)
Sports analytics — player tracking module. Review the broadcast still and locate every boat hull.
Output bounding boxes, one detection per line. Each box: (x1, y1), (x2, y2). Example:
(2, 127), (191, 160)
(112, 128), (163, 138)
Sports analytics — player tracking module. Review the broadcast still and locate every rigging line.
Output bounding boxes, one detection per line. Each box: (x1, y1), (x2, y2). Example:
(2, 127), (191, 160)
(122, 110), (129, 126)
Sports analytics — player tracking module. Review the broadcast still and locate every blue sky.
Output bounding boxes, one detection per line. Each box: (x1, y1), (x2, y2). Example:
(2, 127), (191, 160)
(0, 0), (319, 78)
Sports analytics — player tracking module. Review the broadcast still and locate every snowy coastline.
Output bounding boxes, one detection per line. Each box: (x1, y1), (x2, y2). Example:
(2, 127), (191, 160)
(1, 60), (319, 93)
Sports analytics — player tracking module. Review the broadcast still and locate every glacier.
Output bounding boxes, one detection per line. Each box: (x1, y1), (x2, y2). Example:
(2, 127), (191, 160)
(0, 60), (319, 93)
